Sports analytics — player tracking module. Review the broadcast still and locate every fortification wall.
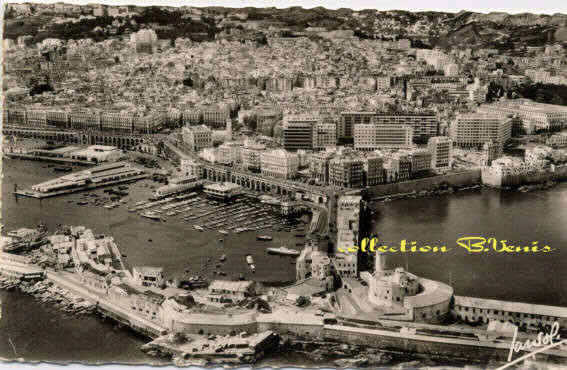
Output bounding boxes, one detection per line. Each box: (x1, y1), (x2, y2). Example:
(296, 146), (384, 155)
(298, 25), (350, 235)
(365, 170), (481, 197)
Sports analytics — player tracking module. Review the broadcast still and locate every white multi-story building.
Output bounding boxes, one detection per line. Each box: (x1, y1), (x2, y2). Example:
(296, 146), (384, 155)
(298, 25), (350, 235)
(372, 114), (438, 143)
(217, 141), (241, 165)
(428, 136), (453, 172)
(182, 125), (212, 151)
(547, 132), (567, 148)
(450, 113), (512, 150)
(477, 99), (567, 133)
(200, 147), (219, 163)
(240, 141), (265, 171)
(354, 124), (413, 150)
(260, 149), (299, 180)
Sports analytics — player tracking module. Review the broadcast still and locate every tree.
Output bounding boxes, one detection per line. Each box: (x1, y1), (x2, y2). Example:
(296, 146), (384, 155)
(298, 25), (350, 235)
(296, 296), (310, 307)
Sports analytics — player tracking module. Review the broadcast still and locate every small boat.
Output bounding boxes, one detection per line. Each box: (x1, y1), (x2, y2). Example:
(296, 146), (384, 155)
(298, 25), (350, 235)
(193, 225), (204, 231)
(141, 211), (161, 220)
(257, 235), (273, 241)
(219, 238), (224, 242)
(76, 201), (88, 206)
(267, 246), (300, 256)
(219, 230), (229, 235)
(246, 254), (254, 265)
(220, 254), (226, 262)
(250, 264), (256, 273)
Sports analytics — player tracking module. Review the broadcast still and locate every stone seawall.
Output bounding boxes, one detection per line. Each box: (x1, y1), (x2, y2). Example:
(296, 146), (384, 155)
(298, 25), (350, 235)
(364, 170), (481, 198)
(323, 325), (510, 363)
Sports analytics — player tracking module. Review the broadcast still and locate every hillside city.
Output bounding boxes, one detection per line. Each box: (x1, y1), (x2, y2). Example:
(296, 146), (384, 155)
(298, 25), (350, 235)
(2, 2), (567, 368)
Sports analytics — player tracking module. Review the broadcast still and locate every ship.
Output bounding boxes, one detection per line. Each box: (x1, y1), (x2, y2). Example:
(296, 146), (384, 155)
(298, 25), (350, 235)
(257, 235), (273, 241)
(267, 246), (300, 256)
(2, 224), (48, 252)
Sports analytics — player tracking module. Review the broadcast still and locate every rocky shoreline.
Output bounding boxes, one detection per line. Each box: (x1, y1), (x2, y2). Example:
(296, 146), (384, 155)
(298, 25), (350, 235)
(0, 277), (97, 315)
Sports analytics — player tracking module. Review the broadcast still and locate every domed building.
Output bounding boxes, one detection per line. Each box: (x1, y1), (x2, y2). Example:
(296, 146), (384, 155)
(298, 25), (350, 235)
(362, 252), (454, 324)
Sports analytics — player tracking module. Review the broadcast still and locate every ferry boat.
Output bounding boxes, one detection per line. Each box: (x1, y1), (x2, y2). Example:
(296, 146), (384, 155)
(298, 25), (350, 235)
(267, 246), (300, 256)
(257, 235), (273, 241)
(193, 225), (204, 231)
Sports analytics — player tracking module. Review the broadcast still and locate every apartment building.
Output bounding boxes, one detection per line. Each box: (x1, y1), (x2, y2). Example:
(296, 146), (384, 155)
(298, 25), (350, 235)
(354, 124), (413, 150)
(182, 125), (212, 151)
(260, 149), (299, 180)
(428, 136), (453, 172)
(364, 155), (385, 186)
(478, 99), (567, 133)
(312, 122), (337, 149)
(450, 113), (512, 150)
(329, 156), (364, 188)
(241, 142), (265, 172)
(283, 114), (317, 150)
(372, 113), (438, 143)
(338, 111), (375, 141)
(309, 149), (336, 184)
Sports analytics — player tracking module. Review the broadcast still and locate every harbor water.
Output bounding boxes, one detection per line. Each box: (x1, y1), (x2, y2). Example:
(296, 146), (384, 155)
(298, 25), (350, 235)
(1, 158), (566, 363)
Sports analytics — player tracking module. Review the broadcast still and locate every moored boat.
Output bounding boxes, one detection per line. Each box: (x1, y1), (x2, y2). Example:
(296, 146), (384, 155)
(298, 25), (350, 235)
(257, 235), (273, 241)
(267, 246), (300, 256)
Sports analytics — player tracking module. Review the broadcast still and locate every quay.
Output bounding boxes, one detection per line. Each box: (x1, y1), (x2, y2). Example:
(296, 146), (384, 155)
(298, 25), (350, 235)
(14, 161), (148, 199)
(5, 152), (94, 166)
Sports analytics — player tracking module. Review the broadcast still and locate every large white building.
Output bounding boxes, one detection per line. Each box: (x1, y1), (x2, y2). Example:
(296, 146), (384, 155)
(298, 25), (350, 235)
(372, 114), (438, 143)
(450, 113), (512, 150)
(477, 99), (567, 133)
(354, 124), (413, 150)
(240, 141), (266, 172)
(217, 141), (242, 165)
(260, 149), (299, 180)
(182, 125), (212, 151)
(428, 136), (453, 173)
